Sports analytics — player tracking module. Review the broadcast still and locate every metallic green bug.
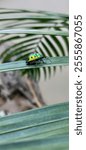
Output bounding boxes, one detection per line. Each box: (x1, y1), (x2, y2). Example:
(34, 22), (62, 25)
(26, 52), (44, 65)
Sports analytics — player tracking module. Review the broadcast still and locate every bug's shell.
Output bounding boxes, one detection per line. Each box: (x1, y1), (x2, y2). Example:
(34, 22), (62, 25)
(27, 53), (43, 62)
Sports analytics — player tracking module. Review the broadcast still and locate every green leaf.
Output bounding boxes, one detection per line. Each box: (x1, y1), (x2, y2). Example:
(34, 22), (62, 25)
(0, 8), (69, 18)
(0, 29), (69, 36)
(0, 102), (69, 150)
(0, 56), (69, 73)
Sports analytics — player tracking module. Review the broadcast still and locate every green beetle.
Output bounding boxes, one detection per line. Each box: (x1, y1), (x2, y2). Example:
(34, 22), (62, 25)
(26, 52), (44, 65)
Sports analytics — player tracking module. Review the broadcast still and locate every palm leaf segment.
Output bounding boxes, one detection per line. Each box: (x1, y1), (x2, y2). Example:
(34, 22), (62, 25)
(0, 8), (69, 80)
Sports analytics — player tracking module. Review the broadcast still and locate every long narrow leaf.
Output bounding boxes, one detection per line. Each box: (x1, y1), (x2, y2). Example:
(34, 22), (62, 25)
(0, 56), (69, 72)
(0, 29), (69, 36)
(0, 102), (69, 150)
(0, 8), (69, 18)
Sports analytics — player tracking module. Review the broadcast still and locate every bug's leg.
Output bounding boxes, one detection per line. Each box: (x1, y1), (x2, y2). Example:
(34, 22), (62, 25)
(26, 61), (34, 65)
(41, 58), (47, 64)
(26, 61), (29, 65)
(35, 59), (42, 64)
(39, 59), (45, 64)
